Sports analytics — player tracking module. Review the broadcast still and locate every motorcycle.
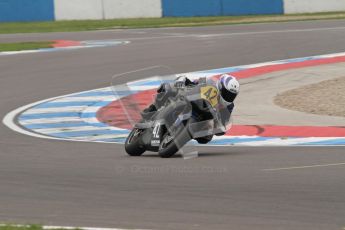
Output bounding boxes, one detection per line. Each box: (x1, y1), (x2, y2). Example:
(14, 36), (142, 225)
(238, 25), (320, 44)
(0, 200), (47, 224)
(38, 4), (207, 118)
(119, 68), (232, 158)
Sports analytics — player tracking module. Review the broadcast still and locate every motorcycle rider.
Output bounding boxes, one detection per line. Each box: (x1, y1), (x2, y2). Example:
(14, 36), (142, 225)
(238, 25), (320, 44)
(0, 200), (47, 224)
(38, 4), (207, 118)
(143, 74), (240, 142)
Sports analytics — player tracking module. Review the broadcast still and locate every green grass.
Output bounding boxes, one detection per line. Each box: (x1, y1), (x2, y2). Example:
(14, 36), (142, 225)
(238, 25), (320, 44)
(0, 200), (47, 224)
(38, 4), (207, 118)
(0, 41), (53, 52)
(1, 12), (345, 34)
(0, 225), (80, 230)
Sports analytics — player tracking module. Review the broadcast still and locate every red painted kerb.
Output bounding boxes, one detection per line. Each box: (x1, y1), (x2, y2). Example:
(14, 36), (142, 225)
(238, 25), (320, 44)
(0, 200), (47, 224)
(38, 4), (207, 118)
(97, 55), (345, 137)
(53, 40), (82, 48)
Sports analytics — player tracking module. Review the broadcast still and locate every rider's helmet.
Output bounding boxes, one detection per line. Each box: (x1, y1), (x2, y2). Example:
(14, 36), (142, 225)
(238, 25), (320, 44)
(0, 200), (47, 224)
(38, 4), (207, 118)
(218, 74), (240, 103)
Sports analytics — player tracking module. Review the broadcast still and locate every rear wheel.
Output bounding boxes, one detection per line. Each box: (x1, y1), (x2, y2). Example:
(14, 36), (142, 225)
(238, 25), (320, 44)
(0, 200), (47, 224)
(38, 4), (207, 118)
(158, 127), (191, 158)
(125, 128), (146, 156)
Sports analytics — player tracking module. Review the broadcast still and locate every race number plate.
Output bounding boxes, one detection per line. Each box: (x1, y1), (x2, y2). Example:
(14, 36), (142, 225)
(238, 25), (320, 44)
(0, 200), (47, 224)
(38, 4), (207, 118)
(151, 122), (161, 146)
(200, 86), (219, 107)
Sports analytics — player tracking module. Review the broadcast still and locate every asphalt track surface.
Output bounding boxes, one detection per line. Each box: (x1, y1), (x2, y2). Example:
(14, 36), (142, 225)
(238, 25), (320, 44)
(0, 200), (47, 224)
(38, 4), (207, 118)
(1, 20), (345, 230)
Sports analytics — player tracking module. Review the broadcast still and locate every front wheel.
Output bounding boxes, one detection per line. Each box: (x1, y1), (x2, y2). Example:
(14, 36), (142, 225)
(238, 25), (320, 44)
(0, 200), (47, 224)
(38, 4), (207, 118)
(125, 128), (146, 156)
(158, 127), (192, 158)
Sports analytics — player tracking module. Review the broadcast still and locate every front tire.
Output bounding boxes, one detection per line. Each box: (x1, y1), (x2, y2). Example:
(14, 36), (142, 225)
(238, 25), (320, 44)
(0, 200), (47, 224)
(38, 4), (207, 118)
(158, 127), (191, 158)
(125, 128), (146, 156)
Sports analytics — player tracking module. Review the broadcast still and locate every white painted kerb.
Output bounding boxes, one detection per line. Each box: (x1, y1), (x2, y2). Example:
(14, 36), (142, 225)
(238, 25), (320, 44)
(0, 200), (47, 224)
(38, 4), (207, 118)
(284, 0), (345, 14)
(54, 0), (162, 20)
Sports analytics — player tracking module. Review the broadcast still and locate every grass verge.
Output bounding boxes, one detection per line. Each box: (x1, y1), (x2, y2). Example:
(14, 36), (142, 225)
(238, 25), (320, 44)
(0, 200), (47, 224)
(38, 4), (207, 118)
(0, 41), (53, 52)
(0, 12), (345, 34)
(0, 225), (80, 230)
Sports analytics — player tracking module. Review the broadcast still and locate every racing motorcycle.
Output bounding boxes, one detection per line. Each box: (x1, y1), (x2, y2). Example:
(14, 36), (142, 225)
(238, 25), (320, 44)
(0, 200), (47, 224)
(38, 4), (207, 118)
(124, 77), (232, 158)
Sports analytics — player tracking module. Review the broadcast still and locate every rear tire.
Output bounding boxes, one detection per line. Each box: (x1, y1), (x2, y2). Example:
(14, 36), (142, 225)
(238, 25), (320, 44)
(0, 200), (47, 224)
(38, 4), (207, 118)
(125, 128), (146, 156)
(158, 127), (191, 158)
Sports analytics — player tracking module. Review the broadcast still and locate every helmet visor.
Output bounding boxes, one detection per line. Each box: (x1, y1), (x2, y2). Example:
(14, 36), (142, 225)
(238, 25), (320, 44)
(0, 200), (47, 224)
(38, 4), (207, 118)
(220, 83), (237, 102)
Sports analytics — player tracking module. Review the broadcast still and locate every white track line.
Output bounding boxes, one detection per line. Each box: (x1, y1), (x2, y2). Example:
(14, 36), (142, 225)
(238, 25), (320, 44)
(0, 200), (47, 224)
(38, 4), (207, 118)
(23, 106), (89, 114)
(33, 125), (125, 134)
(127, 85), (160, 91)
(114, 26), (345, 42)
(0, 41), (130, 57)
(19, 117), (82, 125)
(263, 162), (345, 171)
(237, 137), (343, 146)
(23, 105), (105, 114)
(0, 225), (149, 230)
(80, 106), (106, 113)
(56, 96), (116, 102)
(73, 134), (128, 141)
